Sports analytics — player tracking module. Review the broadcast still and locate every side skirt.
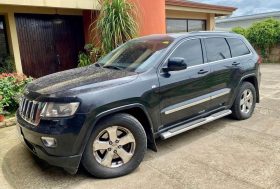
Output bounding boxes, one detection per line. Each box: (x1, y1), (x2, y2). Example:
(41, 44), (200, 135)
(160, 109), (232, 140)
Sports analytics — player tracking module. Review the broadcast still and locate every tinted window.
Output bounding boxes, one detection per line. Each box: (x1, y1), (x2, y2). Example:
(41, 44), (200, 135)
(227, 38), (250, 57)
(166, 19), (187, 33)
(166, 19), (206, 33)
(188, 20), (206, 32)
(0, 16), (9, 57)
(98, 36), (174, 72)
(205, 38), (231, 62)
(170, 39), (203, 67)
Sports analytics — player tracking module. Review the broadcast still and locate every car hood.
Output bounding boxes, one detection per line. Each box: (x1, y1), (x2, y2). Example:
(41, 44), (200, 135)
(25, 65), (138, 96)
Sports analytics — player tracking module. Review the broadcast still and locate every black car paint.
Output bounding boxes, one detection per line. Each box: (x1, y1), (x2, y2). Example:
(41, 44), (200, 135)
(16, 32), (260, 174)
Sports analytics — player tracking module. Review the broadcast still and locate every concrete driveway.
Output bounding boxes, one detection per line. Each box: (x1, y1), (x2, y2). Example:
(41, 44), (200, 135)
(1, 64), (280, 189)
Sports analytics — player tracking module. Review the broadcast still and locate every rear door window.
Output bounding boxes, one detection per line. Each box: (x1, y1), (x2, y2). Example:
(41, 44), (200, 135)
(227, 38), (250, 57)
(204, 37), (231, 62)
(170, 39), (203, 67)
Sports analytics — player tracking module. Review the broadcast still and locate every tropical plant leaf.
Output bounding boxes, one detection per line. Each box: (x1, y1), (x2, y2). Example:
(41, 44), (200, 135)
(90, 0), (138, 57)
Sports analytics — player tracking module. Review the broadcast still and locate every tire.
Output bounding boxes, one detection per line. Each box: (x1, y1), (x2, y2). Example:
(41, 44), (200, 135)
(82, 113), (147, 178)
(231, 82), (256, 120)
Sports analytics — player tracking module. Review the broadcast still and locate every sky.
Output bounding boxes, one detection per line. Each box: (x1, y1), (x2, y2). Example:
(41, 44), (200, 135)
(193, 0), (280, 17)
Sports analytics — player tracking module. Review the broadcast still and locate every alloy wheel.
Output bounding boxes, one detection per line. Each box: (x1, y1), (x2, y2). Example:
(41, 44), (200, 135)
(240, 89), (254, 114)
(93, 126), (136, 168)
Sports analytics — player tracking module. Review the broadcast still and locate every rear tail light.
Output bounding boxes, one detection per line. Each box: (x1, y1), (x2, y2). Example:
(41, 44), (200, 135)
(257, 56), (262, 64)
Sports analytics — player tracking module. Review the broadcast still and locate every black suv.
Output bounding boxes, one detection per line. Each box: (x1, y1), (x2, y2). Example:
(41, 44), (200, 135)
(16, 32), (261, 178)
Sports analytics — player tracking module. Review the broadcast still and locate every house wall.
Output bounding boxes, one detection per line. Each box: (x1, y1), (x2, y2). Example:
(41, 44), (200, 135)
(1, 1), (232, 74)
(132, 0), (166, 36)
(256, 45), (280, 63)
(269, 45), (280, 63)
(0, 0), (99, 10)
(82, 0), (167, 44)
(216, 16), (280, 30)
(82, 10), (99, 43)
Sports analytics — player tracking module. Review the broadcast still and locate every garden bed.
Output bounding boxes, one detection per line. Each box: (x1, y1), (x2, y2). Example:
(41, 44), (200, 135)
(0, 73), (32, 126)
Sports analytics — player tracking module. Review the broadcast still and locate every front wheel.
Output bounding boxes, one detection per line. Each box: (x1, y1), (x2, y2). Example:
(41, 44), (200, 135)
(82, 113), (147, 178)
(231, 82), (257, 120)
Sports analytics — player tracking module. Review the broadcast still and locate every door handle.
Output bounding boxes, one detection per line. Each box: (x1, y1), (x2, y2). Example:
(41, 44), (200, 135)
(198, 69), (209, 74)
(232, 62), (240, 66)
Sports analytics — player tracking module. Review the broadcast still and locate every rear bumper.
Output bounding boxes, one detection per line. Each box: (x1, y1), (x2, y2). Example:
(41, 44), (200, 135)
(16, 123), (82, 174)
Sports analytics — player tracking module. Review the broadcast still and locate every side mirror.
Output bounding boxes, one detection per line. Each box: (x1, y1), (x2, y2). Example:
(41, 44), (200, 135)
(162, 57), (187, 72)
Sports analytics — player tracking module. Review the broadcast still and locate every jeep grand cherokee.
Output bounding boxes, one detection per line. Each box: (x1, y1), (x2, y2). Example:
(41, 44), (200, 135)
(16, 32), (261, 178)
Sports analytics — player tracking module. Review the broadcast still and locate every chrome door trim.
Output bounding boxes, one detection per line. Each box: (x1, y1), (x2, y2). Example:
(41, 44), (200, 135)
(163, 89), (231, 115)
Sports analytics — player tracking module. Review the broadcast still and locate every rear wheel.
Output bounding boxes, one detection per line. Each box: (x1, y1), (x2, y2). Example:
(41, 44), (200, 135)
(231, 82), (256, 120)
(82, 113), (147, 178)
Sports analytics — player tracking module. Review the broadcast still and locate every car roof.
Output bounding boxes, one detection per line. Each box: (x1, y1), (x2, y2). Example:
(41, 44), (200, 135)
(168, 31), (241, 39)
(136, 31), (243, 41)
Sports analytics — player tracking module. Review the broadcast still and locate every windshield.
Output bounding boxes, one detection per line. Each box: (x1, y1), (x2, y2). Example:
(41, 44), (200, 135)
(98, 36), (174, 72)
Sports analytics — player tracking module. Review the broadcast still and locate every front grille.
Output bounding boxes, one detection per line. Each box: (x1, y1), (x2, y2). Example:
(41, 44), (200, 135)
(19, 97), (44, 126)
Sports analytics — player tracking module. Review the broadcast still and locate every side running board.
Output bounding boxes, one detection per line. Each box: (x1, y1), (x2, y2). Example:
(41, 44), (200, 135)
(160, 109), (232, 140)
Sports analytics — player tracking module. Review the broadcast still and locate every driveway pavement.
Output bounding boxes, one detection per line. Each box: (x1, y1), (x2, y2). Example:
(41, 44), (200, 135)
(1, 64), (280, 189)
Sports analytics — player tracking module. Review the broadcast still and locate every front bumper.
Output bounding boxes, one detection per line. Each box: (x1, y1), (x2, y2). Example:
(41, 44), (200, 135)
(16, 109), (89, 174)
(16, 123), (82, 174)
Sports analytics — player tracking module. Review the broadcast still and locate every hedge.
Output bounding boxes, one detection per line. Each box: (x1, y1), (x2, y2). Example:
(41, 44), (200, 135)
(0, 73), (32, 115)
(232, 18), (280, 60)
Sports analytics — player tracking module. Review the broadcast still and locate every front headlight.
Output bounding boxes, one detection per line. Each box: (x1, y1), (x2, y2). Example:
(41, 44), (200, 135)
(40, 102), (80, 118)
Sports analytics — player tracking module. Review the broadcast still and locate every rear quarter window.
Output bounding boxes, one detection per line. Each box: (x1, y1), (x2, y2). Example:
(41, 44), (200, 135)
(204, 37), (231, 62)
(227, 38), (251, 57)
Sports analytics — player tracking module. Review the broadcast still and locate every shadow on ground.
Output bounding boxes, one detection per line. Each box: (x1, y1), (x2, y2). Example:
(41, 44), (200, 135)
(1, 118), (229, 189)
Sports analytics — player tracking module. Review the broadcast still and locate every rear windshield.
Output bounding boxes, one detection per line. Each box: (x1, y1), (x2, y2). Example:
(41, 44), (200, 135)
(98, 36), (174, 73)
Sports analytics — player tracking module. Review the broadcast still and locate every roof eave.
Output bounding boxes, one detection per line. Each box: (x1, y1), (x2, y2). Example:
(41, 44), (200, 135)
(166, 5), (236, 16)
(165, 0), (236, 16)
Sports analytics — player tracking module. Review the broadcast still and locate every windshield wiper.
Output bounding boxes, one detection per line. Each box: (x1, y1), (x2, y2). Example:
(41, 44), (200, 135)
(103, 65), (122, 70)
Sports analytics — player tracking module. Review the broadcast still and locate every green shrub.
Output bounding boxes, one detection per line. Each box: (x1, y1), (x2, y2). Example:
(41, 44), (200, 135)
(78, 52), (92, 67)
(0, 56), (16, 73)
(78, 44), (93, 67)
(247, 18), (280, 58)
(0, 73), (32, 114)
(78, 44), (102, 67)
(232, 19), (280, 60)
(232, 27), (248, 37)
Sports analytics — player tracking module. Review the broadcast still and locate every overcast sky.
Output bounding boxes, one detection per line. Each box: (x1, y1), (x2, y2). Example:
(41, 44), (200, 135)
(193, 0), (280, 17)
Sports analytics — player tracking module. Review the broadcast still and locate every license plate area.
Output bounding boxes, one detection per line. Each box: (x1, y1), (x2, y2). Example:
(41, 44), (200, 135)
(16, 124), (37, 154)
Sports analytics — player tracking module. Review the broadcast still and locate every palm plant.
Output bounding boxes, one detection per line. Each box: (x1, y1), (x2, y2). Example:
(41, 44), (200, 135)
(90, 0), (138, 56)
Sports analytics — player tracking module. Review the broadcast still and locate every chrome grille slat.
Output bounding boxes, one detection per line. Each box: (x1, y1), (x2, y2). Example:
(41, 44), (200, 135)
(26, 101), (31, 119)
(30, 102), (36, 120)
(19, 97), (42, 126)
(22, 99), (27, 114)
(19, 99), (23, 113)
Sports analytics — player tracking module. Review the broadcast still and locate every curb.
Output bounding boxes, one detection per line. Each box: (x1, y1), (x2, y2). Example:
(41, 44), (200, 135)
(0, 117), (16, 128)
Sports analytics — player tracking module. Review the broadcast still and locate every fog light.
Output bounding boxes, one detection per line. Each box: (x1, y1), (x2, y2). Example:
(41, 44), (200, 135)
(41, 137), (57, 148)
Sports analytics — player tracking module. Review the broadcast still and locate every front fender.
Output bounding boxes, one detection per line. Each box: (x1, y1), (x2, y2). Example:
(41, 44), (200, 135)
(76, 103), (157, 157)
